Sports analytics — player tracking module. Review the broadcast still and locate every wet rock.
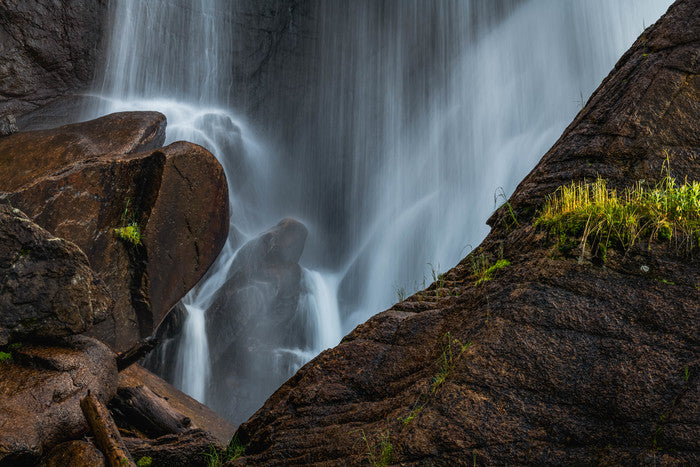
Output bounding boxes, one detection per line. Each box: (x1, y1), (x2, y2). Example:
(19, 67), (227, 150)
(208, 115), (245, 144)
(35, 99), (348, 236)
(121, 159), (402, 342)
(234, 1), (700, 464)
(0, 113), (229, 352)
(207, 219), (309, 423)
(123, 429), (221, 467)
(0, 115), (17, 136)
(0, 0), (108, 120)
(148, 219), (309, 424)
(0, 112), (166, 192)
(39, 440), (106, 467)
(0, 205), (111, 346)
(0, 336), (117, 465)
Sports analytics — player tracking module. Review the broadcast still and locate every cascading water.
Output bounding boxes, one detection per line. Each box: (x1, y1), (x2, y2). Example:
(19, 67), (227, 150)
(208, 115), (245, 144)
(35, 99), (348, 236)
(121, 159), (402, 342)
(89, 0), (673, 423)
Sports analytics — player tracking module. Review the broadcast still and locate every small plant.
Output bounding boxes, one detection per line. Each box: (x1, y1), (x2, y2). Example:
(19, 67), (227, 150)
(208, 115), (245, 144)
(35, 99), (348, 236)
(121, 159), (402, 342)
(136, 456), (152, 467)
(400, 404), (424, 425)
(494, 187), (519, 228)
(684, 365), (690, 382)
(114, 199), (142, 246)
(536, 155), (699, 260)
(355, 429), (392, 467)
(205, 434), (246, 466)
(471, 253), (511, 286)
(0, 351), (11, 363)
(431, 332), (471, 393)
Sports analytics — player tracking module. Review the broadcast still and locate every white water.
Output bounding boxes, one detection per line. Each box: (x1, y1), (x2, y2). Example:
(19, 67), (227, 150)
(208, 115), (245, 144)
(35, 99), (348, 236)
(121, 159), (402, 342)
(89, 0), (673, 420)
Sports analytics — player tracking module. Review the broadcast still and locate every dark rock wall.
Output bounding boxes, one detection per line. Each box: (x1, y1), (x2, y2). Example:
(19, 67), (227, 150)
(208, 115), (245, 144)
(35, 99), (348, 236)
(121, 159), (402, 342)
(0, 0), (108, 120)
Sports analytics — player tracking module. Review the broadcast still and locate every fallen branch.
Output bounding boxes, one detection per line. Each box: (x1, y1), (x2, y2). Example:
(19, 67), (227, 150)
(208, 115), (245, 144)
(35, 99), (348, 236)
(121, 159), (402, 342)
(116, 336), (158, 371)
(80, 390), (136, 467)
(110, 384), (193, 438)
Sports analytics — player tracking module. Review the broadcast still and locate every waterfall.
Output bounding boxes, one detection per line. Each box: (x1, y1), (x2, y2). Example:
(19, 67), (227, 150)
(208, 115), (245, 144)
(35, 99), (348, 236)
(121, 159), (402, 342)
(90, 0), (673, 421)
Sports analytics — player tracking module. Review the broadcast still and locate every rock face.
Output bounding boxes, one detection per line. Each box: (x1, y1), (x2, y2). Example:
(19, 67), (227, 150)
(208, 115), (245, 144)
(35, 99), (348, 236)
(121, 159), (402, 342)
(0, 205), (111, 346)
(0, 336), (117, 465)
(0, 0), (108, 120)
(234, 1), (699, 465)
(0, 112), (229, 351)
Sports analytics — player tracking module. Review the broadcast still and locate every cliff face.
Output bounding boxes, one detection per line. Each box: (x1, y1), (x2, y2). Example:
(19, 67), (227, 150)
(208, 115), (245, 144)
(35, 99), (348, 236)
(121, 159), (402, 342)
(0, 0), (107, 122)
(234, 1), (699, 465)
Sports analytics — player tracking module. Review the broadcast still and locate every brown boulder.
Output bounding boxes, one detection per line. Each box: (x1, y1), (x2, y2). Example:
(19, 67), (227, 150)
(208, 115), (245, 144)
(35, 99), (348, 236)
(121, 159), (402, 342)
(0, 111), (166, 192)
(0, 113), (229, 351)
(39, 440), (106, 467)
(0, 336), (117, 465)
(234, 1), (699, 465)
(0, 205), (111, 346)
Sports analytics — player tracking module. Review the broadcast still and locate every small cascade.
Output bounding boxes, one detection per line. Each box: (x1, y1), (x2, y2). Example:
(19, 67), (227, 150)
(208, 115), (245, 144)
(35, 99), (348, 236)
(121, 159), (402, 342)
(176, 304), (210, 402)
(301, 269), (343, 352)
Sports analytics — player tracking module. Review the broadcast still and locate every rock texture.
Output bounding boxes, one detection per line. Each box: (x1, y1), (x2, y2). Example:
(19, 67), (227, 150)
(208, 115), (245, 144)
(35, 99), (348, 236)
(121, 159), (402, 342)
(0, 0), (107, 120)
(0, 112), (229, 351)
(0, 205), (111, 346)
(39, 441), (106, 467)
(0, 336), (117, 465)
(234, 1), (700, 465)
(123, 429), (221, 467)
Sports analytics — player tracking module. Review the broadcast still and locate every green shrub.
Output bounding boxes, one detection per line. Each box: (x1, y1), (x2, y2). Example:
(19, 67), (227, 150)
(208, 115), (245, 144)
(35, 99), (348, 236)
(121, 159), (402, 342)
(0, 351), (11, 363)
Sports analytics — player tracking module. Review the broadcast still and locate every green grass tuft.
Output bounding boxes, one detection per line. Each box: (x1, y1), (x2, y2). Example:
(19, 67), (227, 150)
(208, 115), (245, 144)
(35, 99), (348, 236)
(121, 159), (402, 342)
(356, 429), (392, 467)
(472, 256), (511, 286)
(536, 161), (699, 259)
(0, 351), (11, 363)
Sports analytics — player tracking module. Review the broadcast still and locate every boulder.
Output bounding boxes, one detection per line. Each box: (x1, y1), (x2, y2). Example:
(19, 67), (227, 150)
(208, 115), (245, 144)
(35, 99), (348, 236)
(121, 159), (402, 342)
(0, 0), (108, 120)
(0, 336), (117, 465)
(0, 111), (166, 192)
(233, 1), (700, 464)
(39, 441), (106, 467)
(0, 205), (111, 346)
(0, 113), (229, 352)
(146, 218), (309, 423)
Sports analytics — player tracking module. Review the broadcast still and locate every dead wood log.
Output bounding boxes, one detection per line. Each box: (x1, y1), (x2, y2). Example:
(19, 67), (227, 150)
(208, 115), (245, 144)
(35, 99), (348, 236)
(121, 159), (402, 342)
(116, 337), (158, 371)
(80, 391), (136, 467)
(110, 384), (193, 438)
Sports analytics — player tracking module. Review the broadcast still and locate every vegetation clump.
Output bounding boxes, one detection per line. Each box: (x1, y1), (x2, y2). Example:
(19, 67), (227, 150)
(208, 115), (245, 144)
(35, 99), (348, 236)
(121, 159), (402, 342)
(205, 434), (246, 467)
(114, 199), (142, 246)
(0, 351), (11, 363)
(536, 161), (699, 259)
(355, 429), (392, 467)
(432, 332), (471, 392)
(471, 253), (511, 286)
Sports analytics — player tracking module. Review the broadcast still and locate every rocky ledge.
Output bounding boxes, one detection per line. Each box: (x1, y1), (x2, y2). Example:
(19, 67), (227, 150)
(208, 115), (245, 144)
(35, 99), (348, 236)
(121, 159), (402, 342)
(234, 1), (699, 465)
